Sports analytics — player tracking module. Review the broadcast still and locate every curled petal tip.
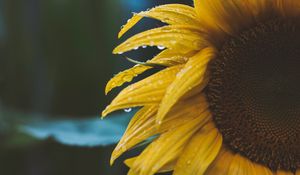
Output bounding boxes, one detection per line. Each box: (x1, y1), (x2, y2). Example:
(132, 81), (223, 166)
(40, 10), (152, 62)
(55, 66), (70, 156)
(101, 109), (109, 118)
(117, 33), (122, 39)
(105, 87), (110, 95)
(110, 155), (116, 166)
(112, 47), (120, 54)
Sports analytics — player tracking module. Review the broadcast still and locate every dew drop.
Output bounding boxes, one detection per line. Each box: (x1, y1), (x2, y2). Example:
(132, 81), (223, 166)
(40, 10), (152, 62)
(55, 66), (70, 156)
(133, 46), (139, 50)
(157, 45), (165, 50)
(117, 52), (123, 54)
(124, 108), (132, 113)
(142, 45), (147, 48)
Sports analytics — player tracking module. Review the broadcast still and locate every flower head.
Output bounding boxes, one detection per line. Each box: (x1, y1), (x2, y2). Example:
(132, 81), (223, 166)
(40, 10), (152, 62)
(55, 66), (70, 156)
(103, 1), (300, 174)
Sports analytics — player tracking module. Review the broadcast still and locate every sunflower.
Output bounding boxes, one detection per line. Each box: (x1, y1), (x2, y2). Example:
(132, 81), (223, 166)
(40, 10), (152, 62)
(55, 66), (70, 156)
(102, 0), (300, 174)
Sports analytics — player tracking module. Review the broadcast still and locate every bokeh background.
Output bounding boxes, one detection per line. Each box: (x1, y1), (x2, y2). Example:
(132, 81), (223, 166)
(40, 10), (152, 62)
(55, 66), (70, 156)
(0, 0), (191, 174)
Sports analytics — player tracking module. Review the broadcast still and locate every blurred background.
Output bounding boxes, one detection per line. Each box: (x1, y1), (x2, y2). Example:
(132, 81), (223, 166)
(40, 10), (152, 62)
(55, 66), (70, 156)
(0, 0), (191, 174)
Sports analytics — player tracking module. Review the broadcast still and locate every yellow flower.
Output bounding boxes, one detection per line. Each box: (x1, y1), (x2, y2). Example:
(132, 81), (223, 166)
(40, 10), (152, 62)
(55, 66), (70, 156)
(103, 0), (300, 174)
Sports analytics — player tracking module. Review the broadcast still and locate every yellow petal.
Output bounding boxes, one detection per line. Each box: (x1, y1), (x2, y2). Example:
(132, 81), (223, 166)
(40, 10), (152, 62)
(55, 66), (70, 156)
(129, 111), (210, 175)
(125, 157), (175, 173)
(252, 163), (273, 175)
(296, 169), (300, 175)
(111, 95), (208, 164)
(173, 123), (222, 175)
(118, 15), (143, 39)
(105, 65), (151, 95)
(151, 49), (195, 66)
(105, 49), (194, 94)
(118, 4), (201, 38)
(124, 105), (157, 132)
(204, 148), (234, 175)
(228, 154), (263, 175)
(206, 148), (272, 175)
(245, 0), (272, 19)
(110, 105), (158, 164)
(194, 0), (254, 45)
(156, 47), (216, 123)
(102, 65), (183, 117)
(113, 25), (208, 54)
(124, 157), (136, 167)
(138, 4), (201, 26)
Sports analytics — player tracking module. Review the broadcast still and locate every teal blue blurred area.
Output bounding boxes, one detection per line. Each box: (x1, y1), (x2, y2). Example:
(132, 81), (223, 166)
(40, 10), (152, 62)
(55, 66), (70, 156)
(0, 0), (189, 174)
(0, 107), (134, 147)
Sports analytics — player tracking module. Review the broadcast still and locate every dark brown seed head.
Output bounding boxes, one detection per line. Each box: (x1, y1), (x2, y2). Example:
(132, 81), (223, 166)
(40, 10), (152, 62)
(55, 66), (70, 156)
(207, 18), (300, 172)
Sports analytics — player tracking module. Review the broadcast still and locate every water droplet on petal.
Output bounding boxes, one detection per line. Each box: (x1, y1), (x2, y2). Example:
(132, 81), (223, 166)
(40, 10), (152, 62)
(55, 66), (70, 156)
(117, 52), (123, 54)
(133, 47), (139, 50)
(124, 108), (132, 113)
(142, 45), (147, 48)
(157, 45), (165, 50)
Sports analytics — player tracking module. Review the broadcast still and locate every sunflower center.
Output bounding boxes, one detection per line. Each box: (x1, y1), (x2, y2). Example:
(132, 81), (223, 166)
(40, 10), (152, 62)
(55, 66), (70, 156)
(207, 18), (300, 171)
